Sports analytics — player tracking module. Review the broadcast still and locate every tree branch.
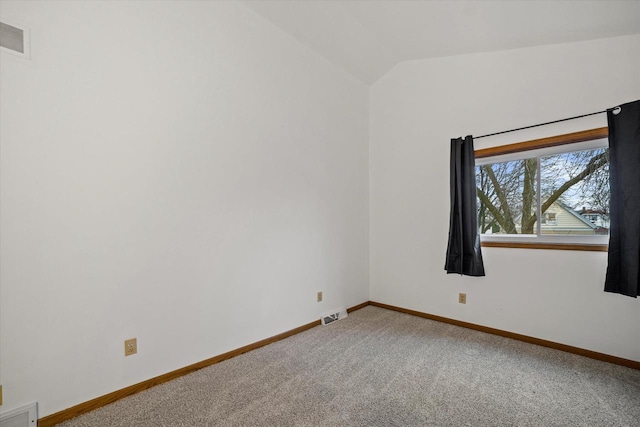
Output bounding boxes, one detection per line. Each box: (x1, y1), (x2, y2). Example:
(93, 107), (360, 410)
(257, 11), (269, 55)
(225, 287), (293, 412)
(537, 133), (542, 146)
(542, 152), (608, 212)
(482, 165), (517, 233)
(477, 186), (508, 233)
(521, 151), (608, 231)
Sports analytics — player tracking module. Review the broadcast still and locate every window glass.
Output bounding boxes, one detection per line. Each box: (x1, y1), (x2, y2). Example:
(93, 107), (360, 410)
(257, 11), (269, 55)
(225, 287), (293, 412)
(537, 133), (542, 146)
(539, 147), (609, 235)
(476, 159), (537, 235)
(476, 143), (609, 240)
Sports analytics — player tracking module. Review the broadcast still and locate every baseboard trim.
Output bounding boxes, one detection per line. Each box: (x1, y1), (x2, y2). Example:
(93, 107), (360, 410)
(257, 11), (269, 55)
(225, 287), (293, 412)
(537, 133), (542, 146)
(38, 302), (369, 427)
(39, 298), (636, 426)
(347, 301), (370, 313)
(369, 301), (640, 370)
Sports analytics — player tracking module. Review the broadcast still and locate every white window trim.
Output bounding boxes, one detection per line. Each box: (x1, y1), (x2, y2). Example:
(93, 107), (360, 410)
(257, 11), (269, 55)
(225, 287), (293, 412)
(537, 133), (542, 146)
(475, 138), (607, 166)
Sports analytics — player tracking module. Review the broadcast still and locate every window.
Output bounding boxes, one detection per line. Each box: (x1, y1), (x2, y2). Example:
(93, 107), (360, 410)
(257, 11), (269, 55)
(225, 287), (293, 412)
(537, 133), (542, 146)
(475, 128), (609, 251)
(541, 212), (556, 225)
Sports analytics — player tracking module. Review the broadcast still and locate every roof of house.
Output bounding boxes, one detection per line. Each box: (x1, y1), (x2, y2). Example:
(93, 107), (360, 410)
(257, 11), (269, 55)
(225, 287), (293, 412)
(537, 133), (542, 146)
(555, 201), (597, 230)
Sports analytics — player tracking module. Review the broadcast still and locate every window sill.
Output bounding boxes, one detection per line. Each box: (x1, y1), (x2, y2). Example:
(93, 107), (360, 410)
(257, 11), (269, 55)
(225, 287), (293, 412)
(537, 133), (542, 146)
(481, 241), (608, 252)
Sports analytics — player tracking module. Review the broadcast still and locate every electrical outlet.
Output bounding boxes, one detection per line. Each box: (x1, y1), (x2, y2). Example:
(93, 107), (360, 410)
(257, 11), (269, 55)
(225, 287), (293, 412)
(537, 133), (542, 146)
(124, 338), (137, 356)
(317, 291), (323, 302)
(459, 293), (467, 304)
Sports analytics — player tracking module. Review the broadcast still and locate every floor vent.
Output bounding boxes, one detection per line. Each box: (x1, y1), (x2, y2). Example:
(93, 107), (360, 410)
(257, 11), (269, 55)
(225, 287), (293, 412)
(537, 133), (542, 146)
(0, 402), (38, 427)
(321, 307), (347, 325)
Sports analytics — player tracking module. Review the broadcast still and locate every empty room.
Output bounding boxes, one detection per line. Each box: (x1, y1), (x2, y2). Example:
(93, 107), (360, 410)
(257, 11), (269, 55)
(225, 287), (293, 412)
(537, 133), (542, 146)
(0, 1), (639, 426)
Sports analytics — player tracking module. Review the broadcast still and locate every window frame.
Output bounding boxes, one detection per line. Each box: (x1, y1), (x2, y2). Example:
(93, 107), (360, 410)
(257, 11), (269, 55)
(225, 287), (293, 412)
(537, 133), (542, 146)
(474, 127), (609, 252)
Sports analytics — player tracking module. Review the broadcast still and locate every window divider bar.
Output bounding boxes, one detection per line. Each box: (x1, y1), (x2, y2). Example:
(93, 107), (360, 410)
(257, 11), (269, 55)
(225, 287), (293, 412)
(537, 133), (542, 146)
(536, 155), (542, 236)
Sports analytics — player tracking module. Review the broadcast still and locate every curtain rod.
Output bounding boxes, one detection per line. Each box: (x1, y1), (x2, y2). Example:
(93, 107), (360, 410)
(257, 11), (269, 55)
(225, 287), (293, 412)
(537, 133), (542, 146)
(474, 106), (621, 140)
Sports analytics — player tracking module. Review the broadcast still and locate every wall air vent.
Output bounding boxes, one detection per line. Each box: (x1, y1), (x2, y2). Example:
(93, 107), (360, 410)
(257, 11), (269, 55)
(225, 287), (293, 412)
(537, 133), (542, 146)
(0, 19), (30, 58)
(0, 402), (38, 427)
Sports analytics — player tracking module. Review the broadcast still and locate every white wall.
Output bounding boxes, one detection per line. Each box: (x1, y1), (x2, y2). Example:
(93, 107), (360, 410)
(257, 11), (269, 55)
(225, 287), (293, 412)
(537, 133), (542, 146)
(0, 0), (369, 417)
(370, 35), (640, 362)
(2, 0), (638, 419)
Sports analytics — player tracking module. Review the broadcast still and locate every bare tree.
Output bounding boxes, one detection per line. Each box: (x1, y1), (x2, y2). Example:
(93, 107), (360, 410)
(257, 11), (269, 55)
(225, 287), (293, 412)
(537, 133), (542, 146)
(476, 148), (609, 234)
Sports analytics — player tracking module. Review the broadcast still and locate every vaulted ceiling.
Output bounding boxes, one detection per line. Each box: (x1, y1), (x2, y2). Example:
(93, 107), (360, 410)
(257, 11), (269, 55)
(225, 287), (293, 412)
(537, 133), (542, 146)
(241, 0), (640, 85)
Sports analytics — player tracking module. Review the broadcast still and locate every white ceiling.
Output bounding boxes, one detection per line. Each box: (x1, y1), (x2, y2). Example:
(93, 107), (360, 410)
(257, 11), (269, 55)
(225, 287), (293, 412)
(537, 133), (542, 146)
(241, 0), (640, 85)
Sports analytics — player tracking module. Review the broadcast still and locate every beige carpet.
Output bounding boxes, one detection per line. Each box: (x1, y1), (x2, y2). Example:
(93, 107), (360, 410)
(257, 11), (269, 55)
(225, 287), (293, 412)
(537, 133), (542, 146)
(58, 306), (640, 426)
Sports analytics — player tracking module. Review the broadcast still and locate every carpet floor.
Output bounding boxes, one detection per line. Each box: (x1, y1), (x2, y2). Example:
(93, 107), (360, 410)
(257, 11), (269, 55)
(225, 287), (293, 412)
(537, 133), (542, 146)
(58, 306), (640, 426)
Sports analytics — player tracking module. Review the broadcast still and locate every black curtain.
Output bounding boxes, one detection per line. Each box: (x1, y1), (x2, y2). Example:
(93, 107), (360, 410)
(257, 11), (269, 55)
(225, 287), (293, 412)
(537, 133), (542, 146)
(605, 100), (640, 298)
(445, 136), (485, 276)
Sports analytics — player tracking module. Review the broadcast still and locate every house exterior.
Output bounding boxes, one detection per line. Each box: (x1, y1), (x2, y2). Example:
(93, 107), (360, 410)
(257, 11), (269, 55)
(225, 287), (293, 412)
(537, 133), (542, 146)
(579, 207), (610, 234)
(479, 201), (605, 235)
(540, 201), (600, 235)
